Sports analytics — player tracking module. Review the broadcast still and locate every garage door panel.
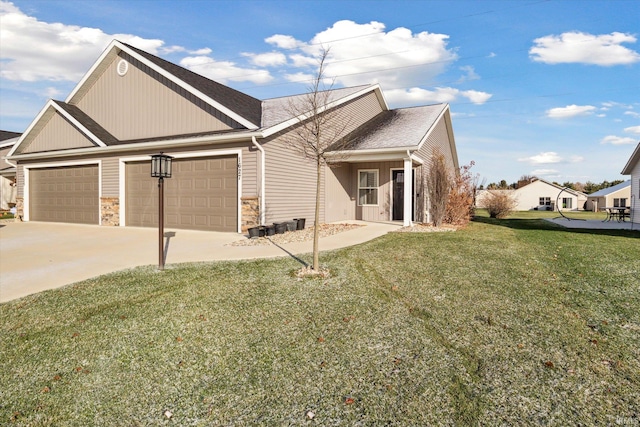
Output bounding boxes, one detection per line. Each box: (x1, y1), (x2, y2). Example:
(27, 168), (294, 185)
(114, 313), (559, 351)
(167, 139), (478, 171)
(29, 165), (99, 224)
(126, 155), (237, 232)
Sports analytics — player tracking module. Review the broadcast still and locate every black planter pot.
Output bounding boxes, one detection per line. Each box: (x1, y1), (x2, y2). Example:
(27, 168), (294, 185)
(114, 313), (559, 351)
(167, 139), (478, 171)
(265, 225), (275, 236)
(248, 226), (261, 239)
(274, 222), (287, 234)
(293, 218), (306, 230)
(286, 221), (297, 232)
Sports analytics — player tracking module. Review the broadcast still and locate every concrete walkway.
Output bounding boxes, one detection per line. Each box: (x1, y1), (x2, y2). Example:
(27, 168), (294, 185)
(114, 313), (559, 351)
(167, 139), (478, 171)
(545, 217), (639, 231)
(0, 221), (400, 302)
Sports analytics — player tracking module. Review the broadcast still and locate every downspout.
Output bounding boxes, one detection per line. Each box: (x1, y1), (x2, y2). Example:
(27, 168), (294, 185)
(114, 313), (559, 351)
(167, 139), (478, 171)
(251, 136), (266, 225)
(404, 150), (413, 227)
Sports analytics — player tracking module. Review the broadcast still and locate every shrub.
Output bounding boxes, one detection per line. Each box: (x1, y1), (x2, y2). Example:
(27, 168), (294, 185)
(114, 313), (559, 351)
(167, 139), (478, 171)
(480, 190), (517, 218)
(427, 150), (452, 227)
(445, 161), (478, 226)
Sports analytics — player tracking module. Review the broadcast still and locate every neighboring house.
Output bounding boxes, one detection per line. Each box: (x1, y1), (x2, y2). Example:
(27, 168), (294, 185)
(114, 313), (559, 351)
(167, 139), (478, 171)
(621, 142), (640, 223)
(0, 131), (21, 210)
(476, 178), (587, 211)
(6, 40), (459, 232)
(585, 180), (631, 212)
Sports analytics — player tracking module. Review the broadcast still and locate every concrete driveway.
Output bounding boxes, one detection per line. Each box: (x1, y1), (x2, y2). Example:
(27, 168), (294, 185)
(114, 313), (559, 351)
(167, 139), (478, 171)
(0, 221), (399, 302)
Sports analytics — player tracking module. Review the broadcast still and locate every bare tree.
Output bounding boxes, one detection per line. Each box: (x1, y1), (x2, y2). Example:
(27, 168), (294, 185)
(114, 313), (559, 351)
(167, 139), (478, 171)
(284, 47), (351, 272)
(427, 149), (452, 227)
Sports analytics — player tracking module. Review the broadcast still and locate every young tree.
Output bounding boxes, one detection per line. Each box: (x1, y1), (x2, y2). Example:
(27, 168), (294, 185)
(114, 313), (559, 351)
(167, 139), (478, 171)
(427, 149), (452, 227)
(283, 48), (350, 272)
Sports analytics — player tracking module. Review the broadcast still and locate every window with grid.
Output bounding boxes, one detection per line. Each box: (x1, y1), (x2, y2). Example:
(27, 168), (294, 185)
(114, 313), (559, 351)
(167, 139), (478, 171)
(539, 197), (551, 206)
(562, 198), (572, 209)
(358, 170), (378, 205)
(614, 198), (627, 207)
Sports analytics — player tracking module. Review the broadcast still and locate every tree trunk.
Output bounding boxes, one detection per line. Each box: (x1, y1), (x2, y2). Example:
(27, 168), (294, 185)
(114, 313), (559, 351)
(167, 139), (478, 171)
(313, 158), (321, 271)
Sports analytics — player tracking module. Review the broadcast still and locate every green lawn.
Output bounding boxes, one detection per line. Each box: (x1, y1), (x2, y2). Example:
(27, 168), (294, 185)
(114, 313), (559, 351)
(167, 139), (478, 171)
(1, 214), (638, 426)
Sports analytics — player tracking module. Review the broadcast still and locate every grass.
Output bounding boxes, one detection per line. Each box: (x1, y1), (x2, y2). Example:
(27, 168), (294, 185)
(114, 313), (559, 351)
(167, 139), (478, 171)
(1, 213), (639, 426)
(0, 212), (14, 220)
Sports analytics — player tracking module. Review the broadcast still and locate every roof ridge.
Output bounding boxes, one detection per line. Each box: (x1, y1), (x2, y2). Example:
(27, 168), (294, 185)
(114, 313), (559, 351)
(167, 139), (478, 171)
(119, 41), (262, 127)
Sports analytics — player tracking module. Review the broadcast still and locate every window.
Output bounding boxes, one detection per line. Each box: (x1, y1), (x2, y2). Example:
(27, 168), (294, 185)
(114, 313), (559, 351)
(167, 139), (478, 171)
(358, 170), (378, 205)
(562, 198), (572, 209)
(539, 197), (551, 206)
(614, 198), (627, 207)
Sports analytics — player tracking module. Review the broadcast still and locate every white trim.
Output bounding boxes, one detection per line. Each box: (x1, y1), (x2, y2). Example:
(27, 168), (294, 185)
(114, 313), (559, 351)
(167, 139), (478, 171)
(116, 59), (129, 76)
(23, 160), (102, 224)
(357, 169), (379, 206)
(251, 136), (266, 225)
(65, 40), (259, 129)
(119, 149), (243, 233)
(390, 166), (417, 224)
(50, 101), (107, 147)
(7, 132), (259, 162)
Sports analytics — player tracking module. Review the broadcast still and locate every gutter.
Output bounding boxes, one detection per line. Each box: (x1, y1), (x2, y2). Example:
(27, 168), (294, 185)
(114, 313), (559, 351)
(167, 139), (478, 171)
(6, 131), (264, 162)
(251, 136), (266, 225)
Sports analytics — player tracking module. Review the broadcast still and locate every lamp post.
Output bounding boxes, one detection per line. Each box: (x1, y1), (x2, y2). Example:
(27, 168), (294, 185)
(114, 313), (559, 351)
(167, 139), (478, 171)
(151, 152), (173, 270)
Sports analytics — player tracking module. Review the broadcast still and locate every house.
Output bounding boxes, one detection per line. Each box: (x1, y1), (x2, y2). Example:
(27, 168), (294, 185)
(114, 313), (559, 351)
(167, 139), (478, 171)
(0, 131), (21, 210)
(476, 178), (587, 211)
(621, 142), (640, 223)
(5, 40), (458, 233)
(585, 180), (631, 212)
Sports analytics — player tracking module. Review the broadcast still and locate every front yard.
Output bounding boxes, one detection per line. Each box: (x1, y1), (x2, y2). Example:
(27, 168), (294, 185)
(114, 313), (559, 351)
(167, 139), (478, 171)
(1, 215), (638, 425)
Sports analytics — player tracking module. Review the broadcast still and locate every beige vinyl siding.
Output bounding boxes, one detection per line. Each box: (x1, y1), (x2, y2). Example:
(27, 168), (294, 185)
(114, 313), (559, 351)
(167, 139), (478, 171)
(630, 165), (640, 223)
(324, 163), (354, 222)
(262, 91), (384, 225)
(415, 114), (456, 170)
(101, 157), (120, 197)
(76, 52), (238, 141)
(353, 161), (403, 222)
(18, 113), (94, 154)
(0, 146), (14, 170)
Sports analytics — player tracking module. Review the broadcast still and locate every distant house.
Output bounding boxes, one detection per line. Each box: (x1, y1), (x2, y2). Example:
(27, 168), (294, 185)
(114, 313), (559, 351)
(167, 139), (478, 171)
(5, 40), (459, 231)
(0, 131), (21, 210)
(477, 178), (587, 211)
(586, 180), (631, 212)
(621, 142), (640, 223)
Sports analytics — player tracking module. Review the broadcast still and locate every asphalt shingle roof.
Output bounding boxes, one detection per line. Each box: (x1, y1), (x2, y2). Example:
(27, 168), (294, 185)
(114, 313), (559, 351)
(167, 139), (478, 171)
(121, 42), (263, 128)
(53, 101), (119, 146)
(588, 180), (631, 196)
(334, 104), (447, 151)
(0, 130), (21, 142)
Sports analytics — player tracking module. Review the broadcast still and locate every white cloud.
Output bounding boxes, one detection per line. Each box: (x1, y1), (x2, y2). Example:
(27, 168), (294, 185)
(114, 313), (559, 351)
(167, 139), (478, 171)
(518, 152), (563, 165)
(283, 72), (315, 84)
(0, 1), (166, 81)
(624, 111), (640, 118)
(624, 125), (640, 134)
(600, 135), (636, 145)
(44, 86), (63, 98)
(530, 31), (640, 66)
(385, 87), (491, 106)
(265, 34), (303, 50)
(244, 51), (287, 67)
(531, 168), (560, 177)
(546, 104), (597, 119)
(179, 56), (272, 84)
(457, 65), (479, 83)
(263, 20), (458, 90)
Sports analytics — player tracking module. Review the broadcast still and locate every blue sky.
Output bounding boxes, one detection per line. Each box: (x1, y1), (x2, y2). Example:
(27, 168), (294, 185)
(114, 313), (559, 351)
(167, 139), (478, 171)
(1, 0), (638, 185)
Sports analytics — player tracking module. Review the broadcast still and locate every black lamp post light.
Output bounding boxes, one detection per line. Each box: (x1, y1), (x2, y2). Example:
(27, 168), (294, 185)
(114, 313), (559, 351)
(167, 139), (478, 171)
(151, 152), (173, 270)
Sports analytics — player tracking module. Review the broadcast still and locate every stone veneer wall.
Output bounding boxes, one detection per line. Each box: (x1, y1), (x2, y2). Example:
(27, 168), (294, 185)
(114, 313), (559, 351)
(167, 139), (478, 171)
(15, 197), (24, 221)
(100, 197), (120, 226)
(241, 196), (259, 232)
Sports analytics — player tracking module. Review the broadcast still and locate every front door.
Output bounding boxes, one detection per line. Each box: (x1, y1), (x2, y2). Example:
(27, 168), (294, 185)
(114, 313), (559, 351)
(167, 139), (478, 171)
(392, 169), (414, 221)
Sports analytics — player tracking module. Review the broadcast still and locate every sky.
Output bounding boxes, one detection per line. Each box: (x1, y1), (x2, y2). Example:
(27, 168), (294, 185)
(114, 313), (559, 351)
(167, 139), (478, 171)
(1, 0), (639, 186)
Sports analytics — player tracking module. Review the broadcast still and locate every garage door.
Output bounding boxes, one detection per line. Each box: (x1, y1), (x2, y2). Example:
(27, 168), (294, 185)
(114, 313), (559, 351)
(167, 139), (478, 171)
(29, 164), (99, 224)
(125, 155), (238, 232)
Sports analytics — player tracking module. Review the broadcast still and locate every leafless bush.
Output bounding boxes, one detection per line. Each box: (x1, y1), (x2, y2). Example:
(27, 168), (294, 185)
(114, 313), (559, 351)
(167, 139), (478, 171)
(445, 161), (478, 226)
(427, 150), (452, 227)
(480, 190), (518, 218)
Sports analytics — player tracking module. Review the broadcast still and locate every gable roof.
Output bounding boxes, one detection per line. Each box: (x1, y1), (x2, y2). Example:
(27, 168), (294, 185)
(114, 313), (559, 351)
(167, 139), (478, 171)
(519, 178), (587, 197)
(335, 104), (448, 151)
(121, 43), (262, 128)
(0, 131), (21, 143)
(621, 142), (640, 175)
(587, 180), (631, 197)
